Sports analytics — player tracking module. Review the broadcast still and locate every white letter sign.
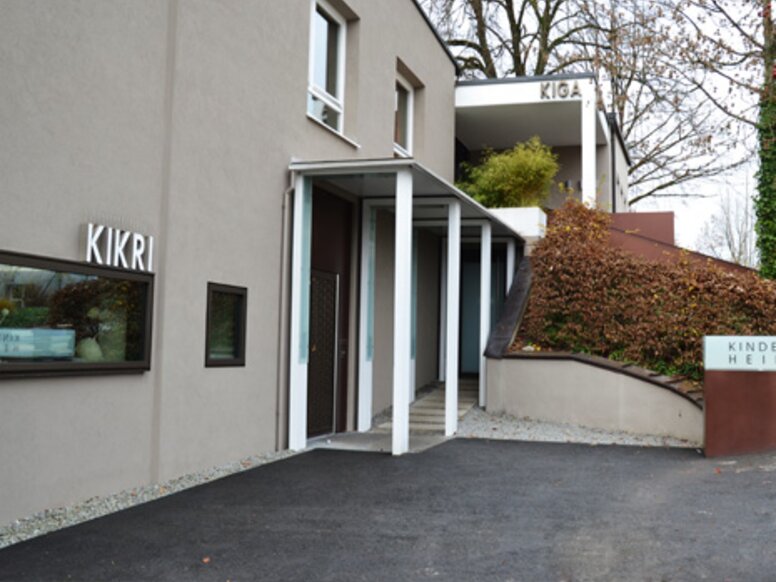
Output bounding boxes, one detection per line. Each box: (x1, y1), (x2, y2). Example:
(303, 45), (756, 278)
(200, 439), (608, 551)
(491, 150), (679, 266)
(84, 223), (154, 273)
(540, 80), (582, 100)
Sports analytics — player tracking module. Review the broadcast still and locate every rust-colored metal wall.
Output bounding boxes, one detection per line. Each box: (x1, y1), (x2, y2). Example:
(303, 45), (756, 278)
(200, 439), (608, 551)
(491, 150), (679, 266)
(611, 212), (675, 245)
(607, 228), (754, 276)
(704, 371), (776, 457)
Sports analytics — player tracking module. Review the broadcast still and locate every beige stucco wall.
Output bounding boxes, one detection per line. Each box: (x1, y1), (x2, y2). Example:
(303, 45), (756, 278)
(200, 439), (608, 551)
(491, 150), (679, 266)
(547, 146), (581, 208)
(547, 145), (614, 210)
(0, 0), (455, 523)
(487, 358), (703, 444)
(595, 145), (611, 210)
(613, 136), (630, 210)
(0, 0), (168, 525)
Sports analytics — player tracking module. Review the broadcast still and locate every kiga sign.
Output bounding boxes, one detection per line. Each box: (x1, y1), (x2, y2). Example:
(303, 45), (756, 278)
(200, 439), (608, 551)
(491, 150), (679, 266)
(704, 336), (776, 372)
(85, 223), (154, 273)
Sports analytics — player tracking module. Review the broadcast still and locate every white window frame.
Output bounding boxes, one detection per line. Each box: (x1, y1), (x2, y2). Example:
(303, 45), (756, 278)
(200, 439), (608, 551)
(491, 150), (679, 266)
(393, 73), (414, 158)
(307, 0), (347, 133)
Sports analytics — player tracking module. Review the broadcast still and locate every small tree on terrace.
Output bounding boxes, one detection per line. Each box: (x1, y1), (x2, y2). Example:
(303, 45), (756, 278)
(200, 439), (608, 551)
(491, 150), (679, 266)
(457, 136), (559, 208)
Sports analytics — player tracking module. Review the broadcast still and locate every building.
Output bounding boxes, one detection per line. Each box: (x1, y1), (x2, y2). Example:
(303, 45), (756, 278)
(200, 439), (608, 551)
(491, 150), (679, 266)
(456, 74), (631, 212)
(0, 0), (630, 524)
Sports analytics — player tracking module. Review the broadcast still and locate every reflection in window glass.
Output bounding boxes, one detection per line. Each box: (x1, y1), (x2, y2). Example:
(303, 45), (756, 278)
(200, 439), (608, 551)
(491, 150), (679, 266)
(395, 82), (410, 150)
(312, 6), (339, 96)
(206, 283), (246, 366)
(0, 262), (149, 365)
(308, 93), (341, 130)
(208, 292), (240, 360)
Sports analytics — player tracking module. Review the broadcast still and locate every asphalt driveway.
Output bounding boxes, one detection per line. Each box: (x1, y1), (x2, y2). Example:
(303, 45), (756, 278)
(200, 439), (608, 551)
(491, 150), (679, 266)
(1, 439), (775, 581)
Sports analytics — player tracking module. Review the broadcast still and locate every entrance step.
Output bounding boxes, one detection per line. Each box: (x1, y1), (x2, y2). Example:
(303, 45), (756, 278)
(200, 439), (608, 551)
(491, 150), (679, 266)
(376, 381), (478, 434)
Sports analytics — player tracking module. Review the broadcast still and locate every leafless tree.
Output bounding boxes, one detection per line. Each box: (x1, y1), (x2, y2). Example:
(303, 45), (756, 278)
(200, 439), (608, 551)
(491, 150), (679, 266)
(696, 188), (759, 268)
(419, 0), (755, 206)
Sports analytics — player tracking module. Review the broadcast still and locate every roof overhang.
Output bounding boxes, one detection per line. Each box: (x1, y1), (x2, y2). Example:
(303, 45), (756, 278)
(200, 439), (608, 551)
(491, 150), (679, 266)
(289, 158), (525, 241)
(455, 75), (608, 151)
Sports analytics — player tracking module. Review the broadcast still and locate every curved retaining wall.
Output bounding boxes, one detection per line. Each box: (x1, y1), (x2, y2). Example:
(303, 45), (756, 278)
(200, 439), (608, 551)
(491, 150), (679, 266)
(486, 355), (703, 445)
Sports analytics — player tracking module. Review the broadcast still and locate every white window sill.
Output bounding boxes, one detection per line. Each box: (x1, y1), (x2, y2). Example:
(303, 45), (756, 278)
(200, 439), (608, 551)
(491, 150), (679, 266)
(307, 114), (361, 149)
(393, 144), (412, 158)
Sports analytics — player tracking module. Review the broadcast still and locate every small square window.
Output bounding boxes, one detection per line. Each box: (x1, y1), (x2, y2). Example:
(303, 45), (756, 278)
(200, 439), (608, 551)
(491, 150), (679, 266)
(205, 282), (247, 367)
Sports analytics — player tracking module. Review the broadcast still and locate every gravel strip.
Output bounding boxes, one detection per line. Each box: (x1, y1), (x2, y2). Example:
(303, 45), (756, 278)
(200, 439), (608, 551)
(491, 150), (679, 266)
(458, 406), (701, 449)
(0, 448), (301, 550)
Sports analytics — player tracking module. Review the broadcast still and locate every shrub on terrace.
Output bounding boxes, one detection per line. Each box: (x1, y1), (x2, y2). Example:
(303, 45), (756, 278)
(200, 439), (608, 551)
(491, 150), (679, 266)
(457, 136), (559, 208)
(516, 200), (776, 381)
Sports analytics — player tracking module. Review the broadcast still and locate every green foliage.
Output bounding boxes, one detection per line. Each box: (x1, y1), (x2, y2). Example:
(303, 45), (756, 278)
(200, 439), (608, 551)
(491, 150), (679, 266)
(2, 307), (49, 328)
(757, 95), (776, 279)
(457, 137), (559, 208)
(517, 201), (776, 383)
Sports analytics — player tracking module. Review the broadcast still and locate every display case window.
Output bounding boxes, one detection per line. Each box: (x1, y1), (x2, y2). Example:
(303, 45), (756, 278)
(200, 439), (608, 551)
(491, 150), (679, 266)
(0, 251), (153, 377)
(205, 282), (247, 367)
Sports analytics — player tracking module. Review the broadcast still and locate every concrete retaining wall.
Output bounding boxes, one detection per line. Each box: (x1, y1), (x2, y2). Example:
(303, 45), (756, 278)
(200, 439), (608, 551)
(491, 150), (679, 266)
(487, 356), (703, 444)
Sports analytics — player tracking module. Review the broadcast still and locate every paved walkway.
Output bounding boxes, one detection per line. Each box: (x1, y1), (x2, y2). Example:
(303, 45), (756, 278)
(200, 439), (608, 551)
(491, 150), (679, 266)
(2, 439), (776, 581)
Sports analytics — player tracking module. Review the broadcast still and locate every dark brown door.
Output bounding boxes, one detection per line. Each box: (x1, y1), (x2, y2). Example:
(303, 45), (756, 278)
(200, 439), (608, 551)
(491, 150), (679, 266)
(307, 271), (338, 437)
(307, 188), (352, 436)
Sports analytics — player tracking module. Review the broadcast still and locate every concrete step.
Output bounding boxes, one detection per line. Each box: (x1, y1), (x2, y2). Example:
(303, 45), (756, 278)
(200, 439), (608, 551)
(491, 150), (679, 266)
(412, 402), (474, 410)
(374, 382), (478, 434)
(380, 422), (445, 432)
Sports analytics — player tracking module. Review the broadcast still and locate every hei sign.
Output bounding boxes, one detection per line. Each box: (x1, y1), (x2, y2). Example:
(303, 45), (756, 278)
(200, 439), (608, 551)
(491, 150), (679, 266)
(704, 336), (776, 372)
(540, 80), (582, 100)
(85, 223), (154, 273)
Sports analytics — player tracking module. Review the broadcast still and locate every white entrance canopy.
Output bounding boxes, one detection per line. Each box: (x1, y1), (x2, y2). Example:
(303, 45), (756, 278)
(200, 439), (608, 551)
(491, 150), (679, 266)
(455, 74), (610, 206)
(287, 158), (523, 455)
(289, 159), (522, 238)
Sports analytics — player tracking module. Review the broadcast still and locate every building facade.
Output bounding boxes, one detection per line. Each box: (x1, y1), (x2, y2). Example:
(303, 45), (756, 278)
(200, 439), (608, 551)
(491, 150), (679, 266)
(456, 74), (631, 212)
(0, 0), (631, 525)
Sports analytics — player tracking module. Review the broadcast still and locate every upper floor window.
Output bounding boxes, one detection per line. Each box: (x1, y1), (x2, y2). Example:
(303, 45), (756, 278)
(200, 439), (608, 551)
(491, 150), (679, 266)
(394, 74), (414, 157)
(308, 0), (346, 132)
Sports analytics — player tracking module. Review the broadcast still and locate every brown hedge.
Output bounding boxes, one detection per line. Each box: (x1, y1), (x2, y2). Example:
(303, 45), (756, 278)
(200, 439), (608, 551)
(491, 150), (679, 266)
(516, 200), (776, 381)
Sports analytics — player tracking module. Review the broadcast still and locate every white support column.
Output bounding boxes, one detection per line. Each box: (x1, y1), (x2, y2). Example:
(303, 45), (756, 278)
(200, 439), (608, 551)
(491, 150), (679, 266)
(445, 202), (461, 436)
(289, 174), (313, 451)
(392, 169), (413, 455)
(357, 202), (376, 432)
(438, 240), (447, 382)
(506, 239), (516, 293)
(581, 79), (597, 206)
(479, 222), (492, 408)
(410, 233), (418, 403)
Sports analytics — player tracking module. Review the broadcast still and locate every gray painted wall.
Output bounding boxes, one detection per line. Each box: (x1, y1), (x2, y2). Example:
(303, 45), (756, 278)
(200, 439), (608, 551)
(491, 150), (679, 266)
(0, 0), (455, 523)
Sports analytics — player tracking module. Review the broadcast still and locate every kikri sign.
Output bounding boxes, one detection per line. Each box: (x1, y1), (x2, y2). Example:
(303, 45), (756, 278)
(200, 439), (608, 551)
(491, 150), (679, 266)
(704, 336), (776, 372)
(85, 223), (154, 273)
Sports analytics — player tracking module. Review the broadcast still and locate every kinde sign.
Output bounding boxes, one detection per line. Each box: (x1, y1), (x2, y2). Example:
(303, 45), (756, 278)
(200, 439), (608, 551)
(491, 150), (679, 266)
(704, 336), (776, 372)
(85, 223), (154, 273)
